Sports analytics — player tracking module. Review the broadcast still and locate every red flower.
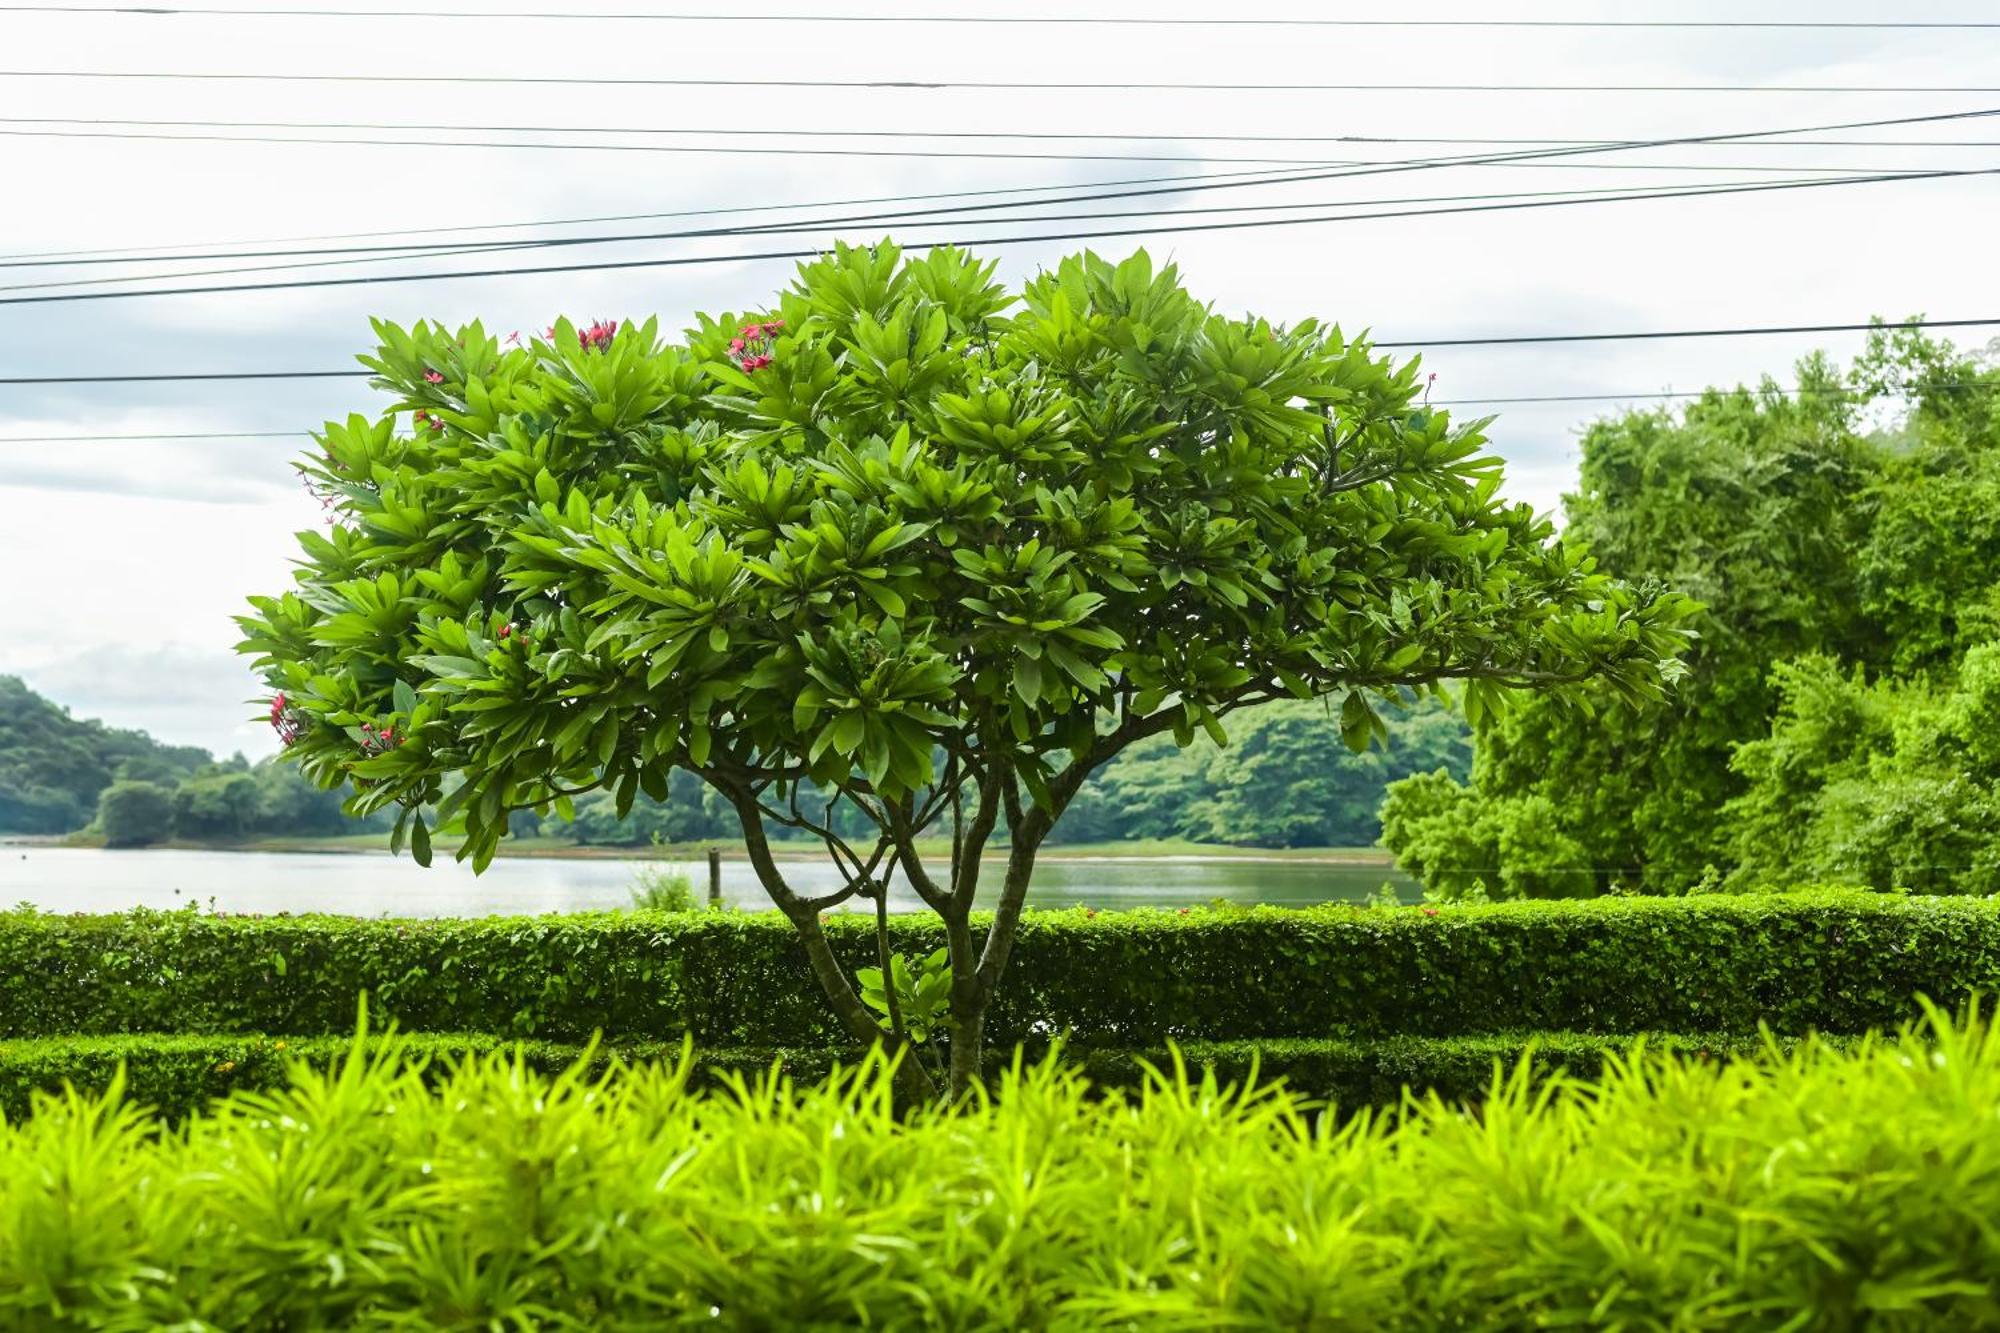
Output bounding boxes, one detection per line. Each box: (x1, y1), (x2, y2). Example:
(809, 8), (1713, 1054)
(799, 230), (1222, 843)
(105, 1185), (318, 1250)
(498, 623), (512, 639)
(765, 318), (784, 332)
(729, 337), (745, 352)
(1421, 906), (1439, 917)
(422, 369), (444, 384)
(544, 325), (557, 340)
(1177, 907), (1190, 915)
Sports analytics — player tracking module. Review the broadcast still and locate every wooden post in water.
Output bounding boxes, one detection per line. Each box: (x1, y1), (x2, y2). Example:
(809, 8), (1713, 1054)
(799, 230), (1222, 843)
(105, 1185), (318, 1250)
(707, 847), (722, 906)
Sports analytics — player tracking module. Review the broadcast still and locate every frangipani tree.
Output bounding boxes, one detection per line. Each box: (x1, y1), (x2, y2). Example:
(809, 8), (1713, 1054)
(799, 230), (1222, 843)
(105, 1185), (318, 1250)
(239, 244), (1694, 1098)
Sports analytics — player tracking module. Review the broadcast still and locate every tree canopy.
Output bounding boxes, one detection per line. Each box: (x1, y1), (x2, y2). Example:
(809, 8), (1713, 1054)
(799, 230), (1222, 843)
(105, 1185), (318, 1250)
(1383, 327), (2000, 898)
(238, 243), (1693, 1094)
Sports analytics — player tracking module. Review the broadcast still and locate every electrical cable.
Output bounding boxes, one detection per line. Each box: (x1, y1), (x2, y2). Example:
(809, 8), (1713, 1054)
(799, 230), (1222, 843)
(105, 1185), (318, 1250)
(3, 69), (1997, 93)
(1, 162), (1991, 308)
(9, 8), (2000, 28)
(4, 318), (1995, 388)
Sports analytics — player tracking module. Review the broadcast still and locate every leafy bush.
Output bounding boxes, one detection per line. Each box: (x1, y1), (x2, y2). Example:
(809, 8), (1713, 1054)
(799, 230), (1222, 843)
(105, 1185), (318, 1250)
(2, 892), (1993, 1046)
(2, 1011), (1996, 1327)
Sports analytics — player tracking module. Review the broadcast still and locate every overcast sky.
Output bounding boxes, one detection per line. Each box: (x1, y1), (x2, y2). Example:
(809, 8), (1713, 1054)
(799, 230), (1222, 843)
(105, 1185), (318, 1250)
(1, 0), (1995, 757)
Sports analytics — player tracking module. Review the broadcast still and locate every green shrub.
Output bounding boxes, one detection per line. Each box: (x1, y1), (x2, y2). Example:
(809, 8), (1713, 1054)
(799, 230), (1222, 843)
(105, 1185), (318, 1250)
(2, 1011), (1996, 1327)
(2, 892), (1994, 1046)
(629, 864), (699, 913)
(0, 1030), (1807, 1124)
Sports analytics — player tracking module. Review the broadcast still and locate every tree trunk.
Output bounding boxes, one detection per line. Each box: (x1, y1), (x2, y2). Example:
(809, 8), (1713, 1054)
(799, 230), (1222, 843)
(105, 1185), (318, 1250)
(726, 788), (938, 1104)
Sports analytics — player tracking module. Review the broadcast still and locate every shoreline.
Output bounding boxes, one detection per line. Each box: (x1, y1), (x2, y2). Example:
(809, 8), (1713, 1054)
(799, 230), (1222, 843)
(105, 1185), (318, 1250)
(2, 834), (1398, 869)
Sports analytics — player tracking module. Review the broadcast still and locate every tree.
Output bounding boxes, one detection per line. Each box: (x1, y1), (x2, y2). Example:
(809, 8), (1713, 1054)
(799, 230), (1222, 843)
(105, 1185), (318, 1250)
(1380, 328), (2000, 899)
(238, 244), (1693, 1098)
(1384, 354), (1887, 894)
(171, 767), (263, 840)
(97, 780), (175, 848)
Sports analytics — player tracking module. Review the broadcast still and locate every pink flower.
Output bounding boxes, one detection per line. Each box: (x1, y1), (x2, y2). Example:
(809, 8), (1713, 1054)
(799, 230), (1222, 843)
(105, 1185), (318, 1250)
(504, 330), (521, 346)
(423, 369), (444, 384)
(729, 337), (745, 352)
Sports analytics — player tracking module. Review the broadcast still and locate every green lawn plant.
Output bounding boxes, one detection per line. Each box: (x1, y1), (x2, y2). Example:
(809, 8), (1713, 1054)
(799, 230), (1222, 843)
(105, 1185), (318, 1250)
(237, 243), (1693, 1098)
(4, 1006), (1999, 1327)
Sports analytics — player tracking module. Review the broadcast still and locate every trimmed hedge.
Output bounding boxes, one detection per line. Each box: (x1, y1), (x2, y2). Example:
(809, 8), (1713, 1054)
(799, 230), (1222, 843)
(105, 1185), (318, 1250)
(2, 1016), (1996, 1327)
(0, 1030), (1804, 1123)
(2, 892), (1992, 1045)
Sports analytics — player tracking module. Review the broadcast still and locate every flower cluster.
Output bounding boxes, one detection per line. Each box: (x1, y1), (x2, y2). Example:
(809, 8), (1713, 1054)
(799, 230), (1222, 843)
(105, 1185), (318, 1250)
(729, 318), (783, 373)
(545, 319), (619, 351)
(496, 619), (533, 651)
(268, 694), (308, 747)
(358, 722), (403, 758)
(413, 411), (445, 433)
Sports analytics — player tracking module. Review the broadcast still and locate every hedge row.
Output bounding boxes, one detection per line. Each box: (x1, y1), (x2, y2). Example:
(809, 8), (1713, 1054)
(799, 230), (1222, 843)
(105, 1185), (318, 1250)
(2, 1016), (1993, 1328)
(0, 1030), (1804, 1123)
(3, 891), (1993, 1045)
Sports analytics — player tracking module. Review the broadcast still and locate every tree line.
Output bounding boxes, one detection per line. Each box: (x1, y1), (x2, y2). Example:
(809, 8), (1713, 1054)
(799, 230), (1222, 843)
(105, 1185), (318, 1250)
(2, 671), (1468, 852)
(0, 675), (372, 847)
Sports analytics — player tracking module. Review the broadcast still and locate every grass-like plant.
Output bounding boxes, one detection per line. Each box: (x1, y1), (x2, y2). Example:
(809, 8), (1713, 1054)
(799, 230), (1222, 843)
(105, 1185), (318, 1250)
(629, 864), (699, 913)
(4, 1006), (1998, 1326)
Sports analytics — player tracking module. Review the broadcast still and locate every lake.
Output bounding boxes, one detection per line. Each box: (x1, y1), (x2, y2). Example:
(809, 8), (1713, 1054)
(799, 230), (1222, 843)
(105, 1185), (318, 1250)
(0, 847), (1414, 917)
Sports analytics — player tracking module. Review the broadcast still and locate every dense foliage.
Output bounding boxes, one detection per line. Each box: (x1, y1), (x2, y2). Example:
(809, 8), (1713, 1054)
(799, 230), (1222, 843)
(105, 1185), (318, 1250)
(236, 242), (1691, 1093)
(1384, 328), (2000, 897)
(0, 1028), (1810, 1126)
(0, 675), (207, 833)
(3, 893), (1987, 1048)
(4, 1012), (1998, 1327)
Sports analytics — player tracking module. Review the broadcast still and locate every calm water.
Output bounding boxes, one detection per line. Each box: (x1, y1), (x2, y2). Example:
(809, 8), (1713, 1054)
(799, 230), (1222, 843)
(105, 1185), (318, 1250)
(0, 847), (1413, 918)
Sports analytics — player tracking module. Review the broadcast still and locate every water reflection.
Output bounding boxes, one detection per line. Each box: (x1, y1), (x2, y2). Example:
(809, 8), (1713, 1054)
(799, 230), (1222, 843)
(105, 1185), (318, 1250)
(0, 847), (1414, 917)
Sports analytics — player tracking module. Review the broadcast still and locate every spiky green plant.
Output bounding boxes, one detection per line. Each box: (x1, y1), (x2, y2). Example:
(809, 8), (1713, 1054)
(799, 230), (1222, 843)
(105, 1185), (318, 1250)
(5, 1007), (2000, 1327)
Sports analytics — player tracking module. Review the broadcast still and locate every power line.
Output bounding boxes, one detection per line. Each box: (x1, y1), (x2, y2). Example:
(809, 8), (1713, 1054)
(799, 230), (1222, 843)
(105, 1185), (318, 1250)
(0, 430), (305, 442)
(3, 319), (1993, 388)
(5, 70), (1997, 93)
(10, 114), (2000, 152)
(2, 163), (1991, 308)
(0, 124), (1953, 175)
(10, 8), (2000, 29)
(1383, 317), (2000, 351)
(13, 104), (1990, 268)
(0, 175), (1873, 295)
(0, 164), (1332, 265)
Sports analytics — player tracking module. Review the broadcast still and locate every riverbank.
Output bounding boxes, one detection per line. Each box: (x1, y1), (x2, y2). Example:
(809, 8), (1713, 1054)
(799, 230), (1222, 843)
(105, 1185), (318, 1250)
(7, 831), (1397, 867)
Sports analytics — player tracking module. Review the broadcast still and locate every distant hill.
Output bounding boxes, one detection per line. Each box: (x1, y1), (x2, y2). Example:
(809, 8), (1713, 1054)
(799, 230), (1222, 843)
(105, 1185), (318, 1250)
(0, 675), (212, 833)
